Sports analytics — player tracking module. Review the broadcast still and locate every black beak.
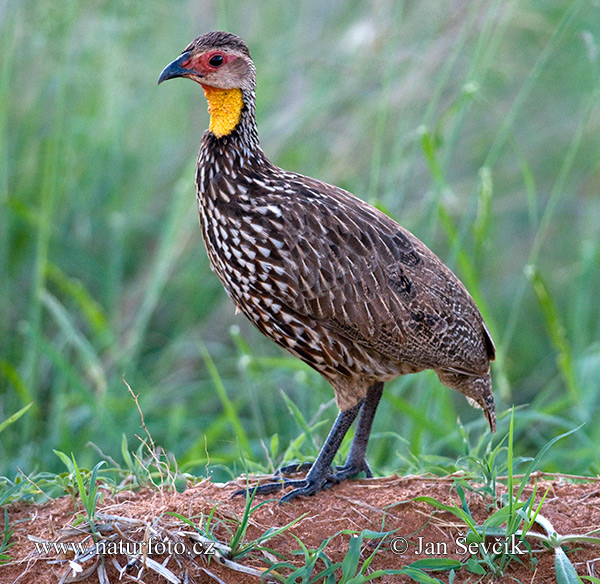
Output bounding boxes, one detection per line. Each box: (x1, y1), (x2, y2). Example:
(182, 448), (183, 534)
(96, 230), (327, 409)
(158, 51), (197, 85)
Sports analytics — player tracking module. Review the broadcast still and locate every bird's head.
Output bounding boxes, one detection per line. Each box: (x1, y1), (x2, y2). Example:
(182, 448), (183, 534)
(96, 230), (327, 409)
(159, 31), (255, 138)
(158, 31), (254, 91)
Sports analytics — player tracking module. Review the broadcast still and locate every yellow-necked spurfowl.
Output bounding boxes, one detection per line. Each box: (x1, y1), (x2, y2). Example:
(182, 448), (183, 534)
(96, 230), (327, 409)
(158, 31), (495, 502)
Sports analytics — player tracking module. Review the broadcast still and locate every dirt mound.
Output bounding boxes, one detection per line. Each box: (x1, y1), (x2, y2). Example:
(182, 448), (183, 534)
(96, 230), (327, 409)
(4, 475), (600, 583)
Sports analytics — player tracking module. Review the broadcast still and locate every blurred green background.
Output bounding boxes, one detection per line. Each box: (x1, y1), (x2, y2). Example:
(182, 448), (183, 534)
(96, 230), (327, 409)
(1, 0), (599, 482)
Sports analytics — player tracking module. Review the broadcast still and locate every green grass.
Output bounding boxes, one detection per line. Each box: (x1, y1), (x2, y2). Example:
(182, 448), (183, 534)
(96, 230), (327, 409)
(1, 0), (600, 489)
(388, 411), (600, 583)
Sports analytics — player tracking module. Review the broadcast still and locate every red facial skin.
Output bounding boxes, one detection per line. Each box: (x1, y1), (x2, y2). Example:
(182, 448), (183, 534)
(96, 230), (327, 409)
(181, 51), (236, 77)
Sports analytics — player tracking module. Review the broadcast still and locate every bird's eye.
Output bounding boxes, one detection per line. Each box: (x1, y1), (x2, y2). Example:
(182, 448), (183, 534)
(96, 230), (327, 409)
(208, 54), (224, 67)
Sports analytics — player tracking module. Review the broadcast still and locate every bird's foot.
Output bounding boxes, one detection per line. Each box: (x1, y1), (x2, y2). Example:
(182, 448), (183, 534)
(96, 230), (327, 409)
(232, 476), (308, 498)
(231, 462), (314, 499)
(330, 457), (373, 482)
(232, 473), (331, 502)
(275, 458), (372, 480)
(274, 461), (314, 477)
(232, 458), (372, 502)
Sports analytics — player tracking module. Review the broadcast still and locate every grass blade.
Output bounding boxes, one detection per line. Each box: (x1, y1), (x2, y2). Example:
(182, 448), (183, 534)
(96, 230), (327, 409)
(0, 403), (33, 435)
(198, 341), (251, 454)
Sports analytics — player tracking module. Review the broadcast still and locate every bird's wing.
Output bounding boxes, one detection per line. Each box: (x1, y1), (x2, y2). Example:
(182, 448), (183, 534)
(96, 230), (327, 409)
(238, 171), (494, 376)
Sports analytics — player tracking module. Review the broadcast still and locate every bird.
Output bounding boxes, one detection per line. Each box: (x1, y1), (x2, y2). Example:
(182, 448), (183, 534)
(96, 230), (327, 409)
(158, 31), (496, 502)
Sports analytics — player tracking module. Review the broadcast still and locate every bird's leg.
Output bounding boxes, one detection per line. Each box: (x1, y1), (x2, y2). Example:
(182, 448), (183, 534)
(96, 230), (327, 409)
(277, 383), (384, 482)
(279, 401), (362, 501)
(233, 401), (362, 501)
(331, 382), (384, 483)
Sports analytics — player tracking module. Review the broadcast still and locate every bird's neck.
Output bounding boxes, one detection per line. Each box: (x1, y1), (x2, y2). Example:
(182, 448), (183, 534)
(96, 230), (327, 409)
(201, 86), (260, 161)
(202, 86), (244, 138)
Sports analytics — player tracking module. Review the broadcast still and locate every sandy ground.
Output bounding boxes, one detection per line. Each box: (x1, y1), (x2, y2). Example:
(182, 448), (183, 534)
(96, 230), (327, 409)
(3, 474), (600, 583)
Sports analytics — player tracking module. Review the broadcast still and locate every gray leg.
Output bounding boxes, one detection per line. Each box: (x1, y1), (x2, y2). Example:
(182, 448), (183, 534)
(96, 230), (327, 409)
(233, 400), (363, 502)
(331, 382), (384, 482)
(280, 400), (362, 501)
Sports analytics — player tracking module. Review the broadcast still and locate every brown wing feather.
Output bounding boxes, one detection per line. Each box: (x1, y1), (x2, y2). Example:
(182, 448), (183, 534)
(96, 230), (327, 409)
(234, 169), (493, 377)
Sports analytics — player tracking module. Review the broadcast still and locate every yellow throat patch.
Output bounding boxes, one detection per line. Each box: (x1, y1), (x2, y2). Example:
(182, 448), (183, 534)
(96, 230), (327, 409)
(202, 86), (243, 138)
